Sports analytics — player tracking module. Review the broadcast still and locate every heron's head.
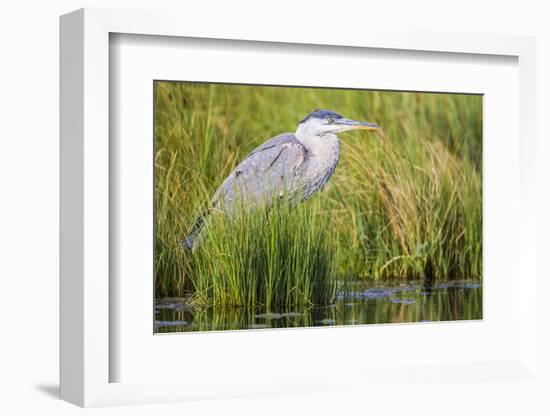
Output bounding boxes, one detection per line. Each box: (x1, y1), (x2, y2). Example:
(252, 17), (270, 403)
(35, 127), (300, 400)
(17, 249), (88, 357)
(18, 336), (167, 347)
(296, 109), (381, 138)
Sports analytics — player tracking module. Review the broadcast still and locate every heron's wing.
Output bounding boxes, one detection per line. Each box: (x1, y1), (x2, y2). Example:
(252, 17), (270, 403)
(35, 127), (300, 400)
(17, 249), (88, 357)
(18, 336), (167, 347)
(213, 133), (308, 209)
(183, 134), (307, 248)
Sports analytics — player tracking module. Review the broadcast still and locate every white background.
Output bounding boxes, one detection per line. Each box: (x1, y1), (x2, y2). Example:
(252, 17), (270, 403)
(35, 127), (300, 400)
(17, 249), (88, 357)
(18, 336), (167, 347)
(112, 35), (519, 384)
(1, 1), (549, 415)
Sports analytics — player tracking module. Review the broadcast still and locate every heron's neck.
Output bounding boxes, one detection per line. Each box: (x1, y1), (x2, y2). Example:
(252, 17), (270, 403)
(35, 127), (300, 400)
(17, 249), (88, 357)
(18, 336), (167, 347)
(296, 131), (340, 158)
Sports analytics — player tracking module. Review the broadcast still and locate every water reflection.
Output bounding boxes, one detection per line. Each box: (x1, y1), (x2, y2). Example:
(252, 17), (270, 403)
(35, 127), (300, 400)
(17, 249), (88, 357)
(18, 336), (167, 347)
(155, 280), (482, 333)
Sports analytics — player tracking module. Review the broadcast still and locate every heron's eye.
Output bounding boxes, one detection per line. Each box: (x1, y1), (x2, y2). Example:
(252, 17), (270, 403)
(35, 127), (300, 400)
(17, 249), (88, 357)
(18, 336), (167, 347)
(327, 116), (334, 124)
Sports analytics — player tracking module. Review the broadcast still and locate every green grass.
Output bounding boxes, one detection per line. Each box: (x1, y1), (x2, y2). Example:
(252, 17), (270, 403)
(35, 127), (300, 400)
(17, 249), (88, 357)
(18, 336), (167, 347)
(154, 82), (482, 303)
(186, 195), (338, 307)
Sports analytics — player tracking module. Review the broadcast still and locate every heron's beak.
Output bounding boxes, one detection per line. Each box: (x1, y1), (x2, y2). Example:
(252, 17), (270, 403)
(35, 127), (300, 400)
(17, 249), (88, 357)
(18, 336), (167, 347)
(335, 118), (381, 131)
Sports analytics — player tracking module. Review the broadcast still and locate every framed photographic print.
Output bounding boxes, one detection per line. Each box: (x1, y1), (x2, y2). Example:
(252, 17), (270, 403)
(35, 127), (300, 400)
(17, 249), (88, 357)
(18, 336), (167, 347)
(152, 81), (483, 334)
(60, 8), (539, 408)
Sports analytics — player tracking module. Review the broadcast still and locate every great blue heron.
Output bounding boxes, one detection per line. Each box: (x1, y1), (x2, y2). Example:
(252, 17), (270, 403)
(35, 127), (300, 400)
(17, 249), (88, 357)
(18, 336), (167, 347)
(183, 109), (381, 249)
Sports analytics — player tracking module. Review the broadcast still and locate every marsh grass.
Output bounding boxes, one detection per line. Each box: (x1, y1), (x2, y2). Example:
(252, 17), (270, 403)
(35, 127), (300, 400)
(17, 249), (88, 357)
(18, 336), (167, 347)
(185, 195), (338, 307)
(154, 82), (482, 302)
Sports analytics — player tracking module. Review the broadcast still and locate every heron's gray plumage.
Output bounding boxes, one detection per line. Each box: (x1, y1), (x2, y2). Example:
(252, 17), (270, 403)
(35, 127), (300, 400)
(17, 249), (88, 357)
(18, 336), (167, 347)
(212, 133), (309, 208)
(182, 109), (379, 249)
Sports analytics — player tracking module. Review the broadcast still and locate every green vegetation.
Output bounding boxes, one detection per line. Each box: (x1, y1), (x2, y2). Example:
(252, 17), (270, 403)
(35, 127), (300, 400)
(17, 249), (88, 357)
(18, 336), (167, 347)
(187, 195), (338, 307)
(154, 82), (482, 304)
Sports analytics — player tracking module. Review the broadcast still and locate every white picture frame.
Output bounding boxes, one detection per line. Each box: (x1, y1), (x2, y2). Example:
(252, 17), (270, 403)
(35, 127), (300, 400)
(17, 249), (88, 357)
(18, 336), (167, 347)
(60, 7), (539, 408)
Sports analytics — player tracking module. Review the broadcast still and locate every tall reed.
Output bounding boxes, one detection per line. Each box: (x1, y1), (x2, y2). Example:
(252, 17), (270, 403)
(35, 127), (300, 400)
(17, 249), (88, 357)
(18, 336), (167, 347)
(186, 195), (339, 307)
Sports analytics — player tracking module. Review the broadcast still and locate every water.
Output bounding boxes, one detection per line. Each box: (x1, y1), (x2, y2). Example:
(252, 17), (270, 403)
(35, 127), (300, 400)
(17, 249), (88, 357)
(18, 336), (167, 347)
(154, 280), (482, 333)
